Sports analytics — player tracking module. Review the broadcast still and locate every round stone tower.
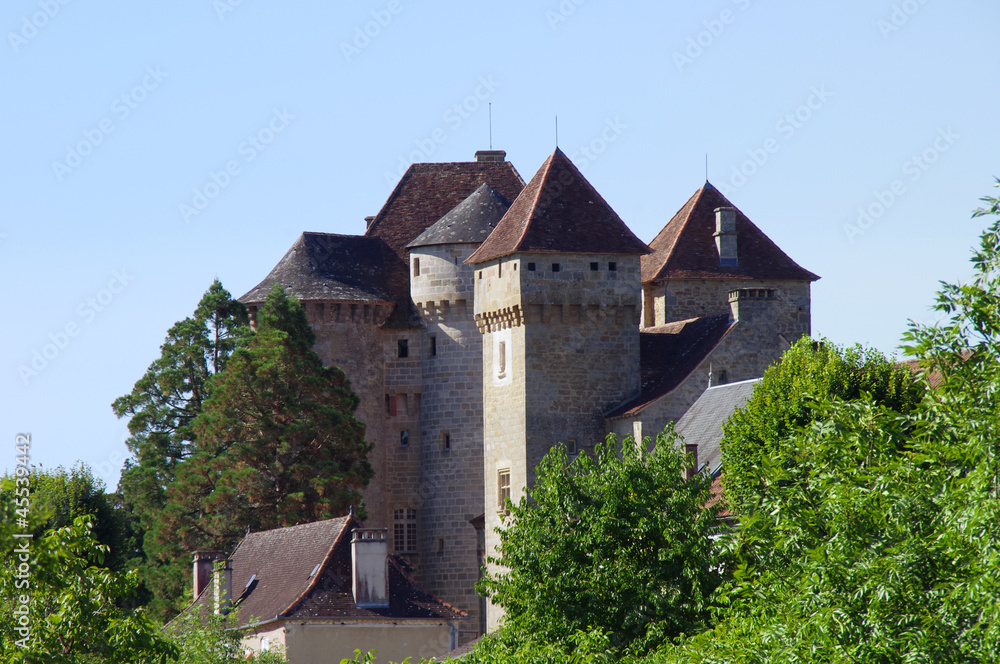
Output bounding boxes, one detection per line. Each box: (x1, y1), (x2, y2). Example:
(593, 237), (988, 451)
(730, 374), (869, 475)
(406, 183), (513, 640)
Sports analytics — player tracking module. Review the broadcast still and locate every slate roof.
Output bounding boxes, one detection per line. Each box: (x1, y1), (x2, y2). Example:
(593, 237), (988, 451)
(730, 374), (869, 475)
(466, 148), (651, 264)
(674, 378), (759, 476)
(606, 314), (736, 418)
(188, 516), (464, 626)
(642, 182), (820, 283)
(406, 184), (512, 248)
(240, 233), (395, 305)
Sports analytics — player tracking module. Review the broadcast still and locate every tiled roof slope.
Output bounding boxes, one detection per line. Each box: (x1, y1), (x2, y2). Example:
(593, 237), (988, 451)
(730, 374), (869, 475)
(366, 161), (525, 260)
(189, 516), (463, 625)
(606, 314), (735, 418)
(466, 148), (651, 264)
(407, 184), (512, 248)
(674, 379), (759, 476)
(642, 182), (819, 283)
(240, 233), (395, 305)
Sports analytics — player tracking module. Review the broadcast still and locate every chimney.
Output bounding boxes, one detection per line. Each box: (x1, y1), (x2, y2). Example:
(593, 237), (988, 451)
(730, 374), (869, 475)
(365, 215), (375, 228)
(214, 558), (233, 615)
(714, 207), (738, 266)
(193, 551), (224, 602)
(351, 528), (389, 609)
(684, 443), (699, 480)
(475, 150), (506, 163)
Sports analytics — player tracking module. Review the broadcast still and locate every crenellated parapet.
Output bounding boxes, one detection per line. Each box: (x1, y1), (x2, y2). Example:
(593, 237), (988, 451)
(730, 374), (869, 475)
(474, 305), (523, 333)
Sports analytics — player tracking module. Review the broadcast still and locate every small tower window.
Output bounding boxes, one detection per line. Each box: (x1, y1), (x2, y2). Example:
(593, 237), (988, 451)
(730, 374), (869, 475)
(385, 394), (397, 416)
(441, 432), (451, 452)
(567, 438), (579, 457)
(497, 341), (506, 378)
(551, 263), (561, 272)
(608, 262), (617, 271)
(398, 339), (409, 358)
(498, 469), (511, 515)
(393, 509), (417, 553)
(429, 335), (437, 357)
(478, 271), (483, 280)
(413, 257), (420, 277)
(400, 430), (410, 448)
(527, 263), (536, 272)
(590, 262), (599, 271)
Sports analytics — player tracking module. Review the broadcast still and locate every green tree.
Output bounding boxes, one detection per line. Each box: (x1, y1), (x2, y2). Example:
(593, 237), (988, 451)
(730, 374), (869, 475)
(148, 285), (373, 610)
(720, 338), (924, 513)
(114, 280), (251, 618)
(0, 505), (178, 663)
(477, 431), (724, 657)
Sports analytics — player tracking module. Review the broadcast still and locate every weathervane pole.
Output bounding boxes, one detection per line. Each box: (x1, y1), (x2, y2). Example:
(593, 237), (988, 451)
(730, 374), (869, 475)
(489, 103), (493, 150)
(555, 116), (559, 148)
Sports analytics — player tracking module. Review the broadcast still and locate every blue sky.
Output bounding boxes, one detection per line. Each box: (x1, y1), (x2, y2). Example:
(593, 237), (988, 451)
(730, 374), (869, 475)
(2, 0), (998, 484)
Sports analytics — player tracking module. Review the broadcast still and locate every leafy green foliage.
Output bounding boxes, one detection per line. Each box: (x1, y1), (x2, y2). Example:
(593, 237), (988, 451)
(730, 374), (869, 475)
(146, 285), (373, 615)
(477, 431), (725, 657)
(720, 338), (924, 513)
(0, 505), (177, 664)
(165, 612), (286, 664)
(114, 280), (251, 618)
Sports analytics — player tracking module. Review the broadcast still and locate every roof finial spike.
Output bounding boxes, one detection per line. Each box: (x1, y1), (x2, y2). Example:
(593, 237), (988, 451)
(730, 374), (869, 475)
(489, 103), (493, 151)
(705, 154), (709, 183)
(349, 505), (355, 518)
(555, 115), (559, 148)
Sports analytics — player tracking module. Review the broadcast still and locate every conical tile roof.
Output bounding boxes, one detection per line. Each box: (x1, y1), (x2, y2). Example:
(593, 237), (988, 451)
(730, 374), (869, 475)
(406, 184), (512, 248)
(467, 148), (650, 263)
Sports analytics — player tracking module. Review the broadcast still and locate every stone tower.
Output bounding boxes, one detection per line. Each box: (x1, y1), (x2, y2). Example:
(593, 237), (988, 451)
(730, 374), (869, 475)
(406, 183), (513, 638)
(466, 149), (651, 630)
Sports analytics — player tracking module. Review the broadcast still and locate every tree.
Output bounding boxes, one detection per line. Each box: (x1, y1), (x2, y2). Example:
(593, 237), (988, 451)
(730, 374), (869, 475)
(0, 505), (178, 663)
(720, 338), (924, 513)
(147, 285), (373, 608)
(114, 280), (251, 617)
(477, 431), (725, 657)
(650, 181), (1000, 663)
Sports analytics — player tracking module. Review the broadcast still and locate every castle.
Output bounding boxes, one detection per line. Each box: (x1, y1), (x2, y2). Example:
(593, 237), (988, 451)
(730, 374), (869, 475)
(239, 148), (819, 641)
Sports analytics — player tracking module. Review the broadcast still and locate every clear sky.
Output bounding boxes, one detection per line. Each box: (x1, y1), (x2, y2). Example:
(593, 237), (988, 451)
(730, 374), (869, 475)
(2, 0), (998, 484)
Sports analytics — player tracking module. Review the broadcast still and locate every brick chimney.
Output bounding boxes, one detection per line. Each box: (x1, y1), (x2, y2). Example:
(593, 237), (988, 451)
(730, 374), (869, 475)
(475, 150), (506, 162)
(351, 528), (389, 609)
(714, 207), (738, 266)
(192, 551), (224, 602)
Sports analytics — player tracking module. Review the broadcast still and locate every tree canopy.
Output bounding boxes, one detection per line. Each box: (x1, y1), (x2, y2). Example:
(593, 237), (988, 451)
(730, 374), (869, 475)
(477, 431), (725, 658)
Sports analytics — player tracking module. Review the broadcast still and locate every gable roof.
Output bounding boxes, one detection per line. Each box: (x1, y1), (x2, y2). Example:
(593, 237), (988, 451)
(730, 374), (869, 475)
(406, 184), (512, 248)
(240, 233), (395, 305)
(606, 314), (735, 418)
(466, 148), (651, 264)
(366, 160), (525, 261)
(187, 516), (464, 626)
(674, 378), (759, 476)
(642, 182), (819, 283)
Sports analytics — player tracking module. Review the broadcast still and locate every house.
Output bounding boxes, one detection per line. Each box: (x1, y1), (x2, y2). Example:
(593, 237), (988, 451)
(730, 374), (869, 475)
(187, 515), (465, 662)
(239, 146), (819, 635)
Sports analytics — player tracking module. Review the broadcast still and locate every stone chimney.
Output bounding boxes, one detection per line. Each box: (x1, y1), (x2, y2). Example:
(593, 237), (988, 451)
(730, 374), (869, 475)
(684, 443), (699, 480)
(192, 551), (224, 602)
(214, 558), (233, 616)
(351, 528), (389, 609)
(475, 150), (506, 162)
(714, 207), (738, 266)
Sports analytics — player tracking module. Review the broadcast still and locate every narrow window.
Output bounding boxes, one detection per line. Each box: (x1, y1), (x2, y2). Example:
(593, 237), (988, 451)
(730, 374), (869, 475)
(429, 335), (437, 357)
(590, 262), (599, 271)
(441, 432), (451, 452)
(608, 261), (617, 271)
(497, 341), (506, 378)
(436, 538), (445, 554)
(498, 263), (502, 277)
(513, 262), (518, 271)
(527, 263), (536, 272)
(413, 257), (420, 277)
(478, 271), (483, 280)
(566, 438), (579, 457)
(400, 430), (410, 448)
(398, 339), (409, 358)
(393, 509), (418, 553)
(551, 263), (561, 272)
(385, 394), (397, 416)
(498, 469), (511, 515)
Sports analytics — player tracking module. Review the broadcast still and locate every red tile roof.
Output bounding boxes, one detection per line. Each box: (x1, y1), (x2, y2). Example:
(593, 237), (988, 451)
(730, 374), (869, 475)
(606, 314), (735, 418)
(366, 161), (525, 261)
(466, 148), (651, 264)
(642, 182), (819, 283)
